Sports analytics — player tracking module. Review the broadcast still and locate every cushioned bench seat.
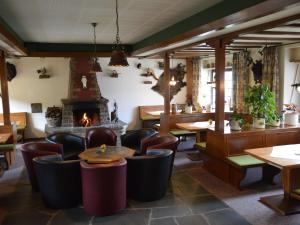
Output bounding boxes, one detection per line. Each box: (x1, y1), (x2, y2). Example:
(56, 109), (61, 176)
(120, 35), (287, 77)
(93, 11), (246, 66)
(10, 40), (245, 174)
(169, 129), (196, 136)
(194, 142), (206, 150)
(227, 155), (265, 167)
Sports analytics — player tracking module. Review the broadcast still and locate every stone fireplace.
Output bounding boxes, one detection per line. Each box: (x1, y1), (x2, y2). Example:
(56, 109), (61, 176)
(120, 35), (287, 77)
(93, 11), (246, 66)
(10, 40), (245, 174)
(45, 57), (127, 145)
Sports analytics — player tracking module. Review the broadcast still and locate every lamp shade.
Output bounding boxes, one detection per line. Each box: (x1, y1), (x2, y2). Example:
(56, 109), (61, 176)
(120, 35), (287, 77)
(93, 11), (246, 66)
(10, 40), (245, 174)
(108, 50), (129, 67)
(90, 58), (102, 73)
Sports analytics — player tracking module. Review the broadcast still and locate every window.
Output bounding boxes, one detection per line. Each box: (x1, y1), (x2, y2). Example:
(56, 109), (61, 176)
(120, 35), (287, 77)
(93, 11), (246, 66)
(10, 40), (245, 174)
(199, 68), (233, 112)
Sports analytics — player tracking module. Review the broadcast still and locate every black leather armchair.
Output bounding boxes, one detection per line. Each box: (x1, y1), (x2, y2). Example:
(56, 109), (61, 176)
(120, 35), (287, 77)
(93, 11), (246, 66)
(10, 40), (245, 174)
(33, 155), (82, 209)
(126, 149), (173, 202)
(45, 133), (86, 159)
(121, 128), (157, 155)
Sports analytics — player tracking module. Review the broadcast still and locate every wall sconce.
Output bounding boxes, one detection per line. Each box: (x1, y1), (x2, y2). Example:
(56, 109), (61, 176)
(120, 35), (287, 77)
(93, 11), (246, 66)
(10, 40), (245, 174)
(292, 83), (300, 93)
(169, 76), (176, 86)
(37, 67), (51, 79)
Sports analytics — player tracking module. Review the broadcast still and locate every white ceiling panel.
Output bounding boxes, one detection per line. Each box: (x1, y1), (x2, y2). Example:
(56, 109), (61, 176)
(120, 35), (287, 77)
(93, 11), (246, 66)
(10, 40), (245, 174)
(0, 0), (222, 44)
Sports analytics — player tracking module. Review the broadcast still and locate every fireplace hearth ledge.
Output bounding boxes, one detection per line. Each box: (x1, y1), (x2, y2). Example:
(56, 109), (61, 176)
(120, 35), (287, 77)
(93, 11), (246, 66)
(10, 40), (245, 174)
(45, 120), (127, 146)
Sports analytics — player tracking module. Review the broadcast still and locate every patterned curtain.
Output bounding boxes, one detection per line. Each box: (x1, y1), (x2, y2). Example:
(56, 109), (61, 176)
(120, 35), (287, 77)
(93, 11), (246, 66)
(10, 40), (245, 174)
(232, 51), (250, 113)
(192, 58), (200, 105)
(262, 47), (280, 109)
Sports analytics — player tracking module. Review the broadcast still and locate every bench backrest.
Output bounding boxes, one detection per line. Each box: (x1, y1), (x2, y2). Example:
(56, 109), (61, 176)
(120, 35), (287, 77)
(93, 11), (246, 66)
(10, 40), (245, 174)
(0, 112), (27, 128)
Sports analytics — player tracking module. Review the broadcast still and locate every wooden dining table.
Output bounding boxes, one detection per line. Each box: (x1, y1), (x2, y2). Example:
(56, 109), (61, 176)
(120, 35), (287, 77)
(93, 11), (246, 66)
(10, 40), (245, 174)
(245, 144), (300, 215)
(79, 146), (135, 164)
(176, 121), (228, 142)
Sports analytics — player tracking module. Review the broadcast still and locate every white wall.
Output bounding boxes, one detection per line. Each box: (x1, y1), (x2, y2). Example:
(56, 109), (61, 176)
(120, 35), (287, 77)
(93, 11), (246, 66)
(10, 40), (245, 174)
(1, 57), (186, 138)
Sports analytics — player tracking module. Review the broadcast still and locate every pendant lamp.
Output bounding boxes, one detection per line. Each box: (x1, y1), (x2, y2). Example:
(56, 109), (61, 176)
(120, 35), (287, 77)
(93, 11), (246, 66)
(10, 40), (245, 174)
(90, 23), (102, 73)
(108, 0), (129, 67)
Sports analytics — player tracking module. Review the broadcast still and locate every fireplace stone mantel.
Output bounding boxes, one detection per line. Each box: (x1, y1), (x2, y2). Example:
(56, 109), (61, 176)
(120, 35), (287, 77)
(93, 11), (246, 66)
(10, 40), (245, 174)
(45, 121), (127, 146)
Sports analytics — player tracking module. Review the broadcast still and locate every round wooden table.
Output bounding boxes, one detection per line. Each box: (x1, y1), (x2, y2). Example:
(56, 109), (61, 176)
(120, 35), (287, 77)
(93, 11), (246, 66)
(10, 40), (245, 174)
(79, 146), (135, 163)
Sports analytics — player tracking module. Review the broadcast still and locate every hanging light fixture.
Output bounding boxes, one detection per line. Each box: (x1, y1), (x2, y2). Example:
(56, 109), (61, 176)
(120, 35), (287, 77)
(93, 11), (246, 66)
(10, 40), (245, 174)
(108, 0), (129, 67)
(90, 22), (102, 73)
(169, 53), (176, 86)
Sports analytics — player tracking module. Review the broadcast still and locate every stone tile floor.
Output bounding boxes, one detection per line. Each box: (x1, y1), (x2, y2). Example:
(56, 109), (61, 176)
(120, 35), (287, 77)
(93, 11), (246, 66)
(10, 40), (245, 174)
(0, 168), (251, 225)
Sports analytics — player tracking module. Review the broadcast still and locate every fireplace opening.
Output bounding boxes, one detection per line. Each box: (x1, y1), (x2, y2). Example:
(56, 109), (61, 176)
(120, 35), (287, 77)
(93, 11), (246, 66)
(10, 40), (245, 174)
(73, 109), (100, 127)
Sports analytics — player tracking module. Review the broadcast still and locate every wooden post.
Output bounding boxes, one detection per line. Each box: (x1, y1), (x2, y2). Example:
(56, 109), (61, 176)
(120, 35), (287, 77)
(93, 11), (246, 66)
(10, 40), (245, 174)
(208, 39), (226, 131)
(186, 58), (193, 102)
(0, 50), (10, 125)
(160, 52), (171, 135)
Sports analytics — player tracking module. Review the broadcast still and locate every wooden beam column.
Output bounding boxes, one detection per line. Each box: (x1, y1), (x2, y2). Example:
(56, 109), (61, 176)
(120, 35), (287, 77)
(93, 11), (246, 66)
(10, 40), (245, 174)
(186, 58), (193, 102)
(160, 52), (171, 135)
(0, 50), (10, 125)
(208, 39), (226, 131)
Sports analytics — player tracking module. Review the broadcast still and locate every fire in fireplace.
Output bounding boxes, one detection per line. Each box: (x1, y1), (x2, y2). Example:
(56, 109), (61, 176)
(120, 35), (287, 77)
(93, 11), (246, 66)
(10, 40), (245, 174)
(73, 108), (100, 127)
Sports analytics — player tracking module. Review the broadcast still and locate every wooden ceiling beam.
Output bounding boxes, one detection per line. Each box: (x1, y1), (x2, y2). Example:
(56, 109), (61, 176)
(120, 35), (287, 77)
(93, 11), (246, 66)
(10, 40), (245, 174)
(237, 36), (300, 41)
(0, 18), (28, 55)
(256, 31), (300, 35)
(26, 51), (116, 57)
(132, 0), (300, 56)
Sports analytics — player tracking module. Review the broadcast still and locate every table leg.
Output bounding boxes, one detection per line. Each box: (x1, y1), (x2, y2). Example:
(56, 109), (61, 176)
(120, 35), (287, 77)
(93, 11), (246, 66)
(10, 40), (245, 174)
(260, 168), (300, 215)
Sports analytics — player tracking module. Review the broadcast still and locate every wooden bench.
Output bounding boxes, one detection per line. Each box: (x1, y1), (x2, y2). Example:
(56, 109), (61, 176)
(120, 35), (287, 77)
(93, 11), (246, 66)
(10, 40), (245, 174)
(0, 124), (17, 169)
(226, 155), (280, 189)
(139, 105), (162, 128)
(0, 112), (27, 142)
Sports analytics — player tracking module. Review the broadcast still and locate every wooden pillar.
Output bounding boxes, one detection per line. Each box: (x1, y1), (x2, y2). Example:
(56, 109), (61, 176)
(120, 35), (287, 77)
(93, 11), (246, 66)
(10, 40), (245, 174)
(0, 50), (10, 125)
(208, 39), (226, 131)
(186, 58), (193, 102)
(160, 52), (170, 135)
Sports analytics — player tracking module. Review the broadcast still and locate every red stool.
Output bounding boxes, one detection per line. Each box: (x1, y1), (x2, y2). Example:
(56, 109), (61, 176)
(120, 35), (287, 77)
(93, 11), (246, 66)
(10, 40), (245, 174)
(80, 159), (127, 216)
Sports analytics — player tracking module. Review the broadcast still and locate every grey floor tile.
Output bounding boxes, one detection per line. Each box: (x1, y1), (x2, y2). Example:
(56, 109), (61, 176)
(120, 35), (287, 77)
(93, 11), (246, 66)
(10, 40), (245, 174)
(175, 214), (209, 225)
(177, 182), (210, 197)
(50, 207), (91, 225)
(3, 210), (51, 225)
(128, 195), (184, 209)
(172, 173), (197, 186)
(183, 195), (228, 214)
(151, 205), (191, 219)
(93, 209), (151, 225)
(150, 217), (177, 225)
(205, 208), (252, 225)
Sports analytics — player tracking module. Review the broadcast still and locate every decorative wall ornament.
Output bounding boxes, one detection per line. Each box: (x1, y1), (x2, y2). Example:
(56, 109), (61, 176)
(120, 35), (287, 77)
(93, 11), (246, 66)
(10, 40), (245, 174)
(37, 67), (51, 79)
(111, 100), (119, 123)
(81, 75), (88, 89)
(110, 70), (119, 78)
(6, 62), (17, 81)
(152, 63), (186, 100)
(141, 68), (159, 81)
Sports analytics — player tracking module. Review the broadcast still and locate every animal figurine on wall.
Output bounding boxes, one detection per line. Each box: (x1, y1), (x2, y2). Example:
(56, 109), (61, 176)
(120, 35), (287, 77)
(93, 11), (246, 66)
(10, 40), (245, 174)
(6, 62), (17, 81)
(151, 63), (187, 100)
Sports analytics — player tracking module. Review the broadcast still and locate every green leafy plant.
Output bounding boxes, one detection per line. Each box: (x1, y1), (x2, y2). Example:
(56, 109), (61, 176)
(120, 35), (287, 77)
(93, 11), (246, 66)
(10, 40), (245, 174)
(244, 83), (276, 123)
(228, 112), (244, 128)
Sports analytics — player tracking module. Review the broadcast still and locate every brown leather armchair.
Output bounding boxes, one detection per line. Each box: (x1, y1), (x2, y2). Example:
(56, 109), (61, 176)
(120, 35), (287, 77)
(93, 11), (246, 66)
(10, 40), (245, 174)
(19, 142), (63, 191)
(86, 127), (117, 148)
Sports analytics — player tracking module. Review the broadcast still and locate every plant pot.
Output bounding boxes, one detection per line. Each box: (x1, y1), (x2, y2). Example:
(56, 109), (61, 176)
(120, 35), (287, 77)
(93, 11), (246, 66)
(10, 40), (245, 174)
(270, 120), (280, 127)
(253, 118), (265, 129)
(284, 112), (299, 126)
(185, 105), (193, 114)
(229, 120), (241, 131)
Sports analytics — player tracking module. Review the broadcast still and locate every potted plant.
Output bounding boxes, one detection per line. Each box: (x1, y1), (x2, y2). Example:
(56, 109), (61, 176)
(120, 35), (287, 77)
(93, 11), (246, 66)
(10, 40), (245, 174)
(228, 112), (244, 131)
(244, 83), (276, 129)
(283, 103), (299, 125)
